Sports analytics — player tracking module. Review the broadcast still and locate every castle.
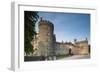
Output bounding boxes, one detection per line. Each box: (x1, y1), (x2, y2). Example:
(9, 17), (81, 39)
(31, 18), (90, 59)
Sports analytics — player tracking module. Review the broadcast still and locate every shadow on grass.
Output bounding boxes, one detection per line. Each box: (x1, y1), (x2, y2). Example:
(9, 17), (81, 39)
(24, 54), (73, 61)
(24, 56), (45, 62)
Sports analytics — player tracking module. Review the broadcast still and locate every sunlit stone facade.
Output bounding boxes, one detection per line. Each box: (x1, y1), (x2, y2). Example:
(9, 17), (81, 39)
(31, 19), (90, 57)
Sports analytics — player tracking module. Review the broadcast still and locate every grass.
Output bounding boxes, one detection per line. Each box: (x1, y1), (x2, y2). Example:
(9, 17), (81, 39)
(24, 54), (73, 61)
(56, 54), (71, 59)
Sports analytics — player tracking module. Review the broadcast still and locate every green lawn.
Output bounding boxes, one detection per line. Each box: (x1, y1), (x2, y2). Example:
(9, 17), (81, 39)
(56, 54), (71, 59)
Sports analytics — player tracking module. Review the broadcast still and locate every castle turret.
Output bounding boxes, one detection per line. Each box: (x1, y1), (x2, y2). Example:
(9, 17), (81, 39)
(73, 38), (89, 55)
(38, 18), (55, 59)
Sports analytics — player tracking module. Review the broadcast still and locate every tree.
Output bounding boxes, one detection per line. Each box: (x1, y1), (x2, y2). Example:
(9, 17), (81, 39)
(24, 11), (39, 56)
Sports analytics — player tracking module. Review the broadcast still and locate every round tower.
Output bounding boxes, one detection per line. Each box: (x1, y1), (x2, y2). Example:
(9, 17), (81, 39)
(38, 18), (55, 59)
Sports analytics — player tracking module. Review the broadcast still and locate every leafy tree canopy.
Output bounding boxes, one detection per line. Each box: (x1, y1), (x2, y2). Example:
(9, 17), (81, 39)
(24, 11), (39, 55)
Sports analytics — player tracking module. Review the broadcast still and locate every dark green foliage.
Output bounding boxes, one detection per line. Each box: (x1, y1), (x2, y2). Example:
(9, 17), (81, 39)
(24, 11), (39, 55)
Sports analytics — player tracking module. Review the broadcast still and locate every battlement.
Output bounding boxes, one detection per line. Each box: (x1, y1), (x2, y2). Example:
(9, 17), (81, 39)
(75, 40), (88, 44)
(40, 20), (53, 24)
(39, 19), (54, 31)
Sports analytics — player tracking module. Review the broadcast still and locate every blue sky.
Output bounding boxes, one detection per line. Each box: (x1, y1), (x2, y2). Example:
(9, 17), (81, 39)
(36, 11), (90, 42)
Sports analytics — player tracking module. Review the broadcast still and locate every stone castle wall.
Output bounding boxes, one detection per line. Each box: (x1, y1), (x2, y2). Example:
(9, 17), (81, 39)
(31, 19), (90, 57)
